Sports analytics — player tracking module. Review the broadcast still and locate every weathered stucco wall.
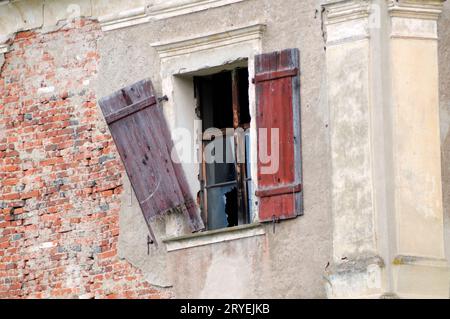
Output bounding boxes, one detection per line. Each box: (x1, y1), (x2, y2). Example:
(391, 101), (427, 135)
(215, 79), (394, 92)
(1, 0), (449, 299)
(439, 1), (450, 262)
(95, 0), (332, 298)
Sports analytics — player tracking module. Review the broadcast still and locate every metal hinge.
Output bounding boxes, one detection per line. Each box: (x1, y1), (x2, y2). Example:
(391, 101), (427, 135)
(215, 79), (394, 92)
(272, 215), (280, 234)
(157, 95), (169, 103)
(147, 235), (154, 255)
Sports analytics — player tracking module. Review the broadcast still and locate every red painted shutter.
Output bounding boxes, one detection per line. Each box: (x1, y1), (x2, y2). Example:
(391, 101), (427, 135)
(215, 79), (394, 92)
(98, 79), (204, 241)
(254, 49), (303, 222)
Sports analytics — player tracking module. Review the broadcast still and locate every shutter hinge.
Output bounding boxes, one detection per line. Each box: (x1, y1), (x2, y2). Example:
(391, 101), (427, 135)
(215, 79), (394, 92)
(272, 215), (280, 234)
(147, 235), (154, 255)
(157, 95), (169, 103)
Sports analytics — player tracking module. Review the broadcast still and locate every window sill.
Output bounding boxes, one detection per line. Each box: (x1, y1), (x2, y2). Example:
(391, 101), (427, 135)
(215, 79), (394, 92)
(162, 223), (265, 252)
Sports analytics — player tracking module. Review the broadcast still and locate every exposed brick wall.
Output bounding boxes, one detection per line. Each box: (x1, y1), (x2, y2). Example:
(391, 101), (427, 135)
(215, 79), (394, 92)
(0, 20), (171, 299)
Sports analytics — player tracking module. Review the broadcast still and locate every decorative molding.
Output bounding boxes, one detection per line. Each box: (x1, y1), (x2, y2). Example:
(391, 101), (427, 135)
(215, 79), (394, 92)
(387, 0), (445, 20)
(98, 0), (247, 31)
(324, 255), (385, 298)
(390, 16), (438, 39)
(392, 255), (450, 298)
(147, 0), (246, 20)
(97, 7), (150, 32)
(151, 23), (266, 59)
(0, 0), (249, 35)
(322, 0), (371, 45)
(388, 0), (445, 39)
(163, 223), (265, 252)
(393, 255), (449, 268)
(323, 0), (371, 25)
(326, 255), (385, 275)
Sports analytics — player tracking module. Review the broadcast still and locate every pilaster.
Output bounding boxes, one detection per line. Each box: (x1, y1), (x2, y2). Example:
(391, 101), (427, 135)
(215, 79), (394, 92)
(323, 0), (386, 298)
(387, 0), (449, 298)
(323, 0), (450, 298)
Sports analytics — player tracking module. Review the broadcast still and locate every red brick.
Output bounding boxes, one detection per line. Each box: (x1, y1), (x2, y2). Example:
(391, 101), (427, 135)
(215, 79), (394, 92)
(21, 190), (39, 200)
(101, 190), (115, 197)
(2, 193), (21, 200)
(2, 165), (20, 172)
(3, 96), (19, 104)
(0, 19), (170, 300)
(15, 31), (37, 40)
(3, 178), (19, 186)
(98, 249), (117, 260)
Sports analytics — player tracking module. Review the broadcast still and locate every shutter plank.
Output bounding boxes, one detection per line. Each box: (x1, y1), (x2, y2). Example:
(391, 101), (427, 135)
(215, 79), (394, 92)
(105, 96), (156, 124)
(255, 49), (303, 222)
(121, 81), (182, 211)
(99, 79), (205, 242)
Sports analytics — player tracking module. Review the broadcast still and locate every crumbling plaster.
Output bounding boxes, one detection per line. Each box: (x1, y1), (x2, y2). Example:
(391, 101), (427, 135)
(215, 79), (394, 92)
(94, 0), (332, 298)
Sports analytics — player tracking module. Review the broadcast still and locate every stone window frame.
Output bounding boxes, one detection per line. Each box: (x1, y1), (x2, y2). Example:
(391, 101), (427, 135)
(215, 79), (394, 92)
(151, 23), (266, 248)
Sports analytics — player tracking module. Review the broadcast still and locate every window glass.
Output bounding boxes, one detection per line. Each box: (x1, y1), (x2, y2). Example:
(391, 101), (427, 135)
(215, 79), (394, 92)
(204, 135), (238, 229)
(205, 135), (236, 185)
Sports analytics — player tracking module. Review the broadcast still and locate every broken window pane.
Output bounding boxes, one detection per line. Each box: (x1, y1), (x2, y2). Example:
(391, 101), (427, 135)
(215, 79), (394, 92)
(196, 66), (251, 230)
(204, 135), (236, 185)
(204, 135), (238, 229)
(206, 184), (238, 229)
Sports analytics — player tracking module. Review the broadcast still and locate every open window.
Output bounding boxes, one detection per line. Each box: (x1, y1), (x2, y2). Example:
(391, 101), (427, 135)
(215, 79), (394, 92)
(98, 47), (303, 244)
(194, 67), (252, 230)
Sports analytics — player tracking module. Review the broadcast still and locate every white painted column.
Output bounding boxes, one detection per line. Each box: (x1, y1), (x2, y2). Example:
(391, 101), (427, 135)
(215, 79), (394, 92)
(387, 0), (449, 298)
(323, 0), (449, 298)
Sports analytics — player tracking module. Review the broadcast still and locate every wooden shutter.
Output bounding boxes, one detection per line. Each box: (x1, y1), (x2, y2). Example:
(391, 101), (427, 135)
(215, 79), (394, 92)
(254, 48), (303, 222)
(98, 79), (204, 242)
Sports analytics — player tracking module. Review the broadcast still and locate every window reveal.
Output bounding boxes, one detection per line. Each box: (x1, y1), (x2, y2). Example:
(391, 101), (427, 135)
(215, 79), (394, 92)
(195, 68), (252, 230)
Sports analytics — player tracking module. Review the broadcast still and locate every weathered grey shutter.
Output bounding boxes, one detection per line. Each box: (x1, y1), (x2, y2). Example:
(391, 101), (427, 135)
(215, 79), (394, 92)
(98, 79), (205, 242)
(254, 48), (303, 222)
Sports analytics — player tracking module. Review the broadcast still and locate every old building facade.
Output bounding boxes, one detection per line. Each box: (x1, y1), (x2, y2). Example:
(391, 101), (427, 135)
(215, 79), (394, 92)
(0, 0), (449, 299)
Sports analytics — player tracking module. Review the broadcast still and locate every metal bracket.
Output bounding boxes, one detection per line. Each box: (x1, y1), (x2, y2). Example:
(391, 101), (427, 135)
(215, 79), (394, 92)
(157, 95), (169, 103)
(272, 215), (280, 234)
(147, 235), (154, 255)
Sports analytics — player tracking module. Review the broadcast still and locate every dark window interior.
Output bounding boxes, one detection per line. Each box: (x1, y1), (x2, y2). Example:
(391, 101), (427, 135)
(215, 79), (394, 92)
(237, 68), (251, 125)
(194, 67), (251, 230)
(197, 72), (233, 129)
